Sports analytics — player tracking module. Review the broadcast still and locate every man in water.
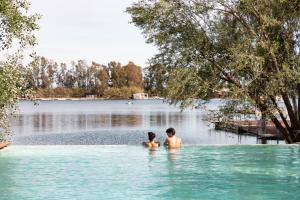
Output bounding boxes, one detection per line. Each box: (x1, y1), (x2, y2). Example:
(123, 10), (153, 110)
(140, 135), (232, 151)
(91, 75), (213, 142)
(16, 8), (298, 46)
(164, 128), (182, 148)
(142, 132), (160, 148)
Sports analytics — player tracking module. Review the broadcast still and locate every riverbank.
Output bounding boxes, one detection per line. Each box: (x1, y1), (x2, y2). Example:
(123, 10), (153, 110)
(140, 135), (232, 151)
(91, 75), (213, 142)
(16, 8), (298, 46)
(20, 96), (164, 101)
(32, 87), (148, 100)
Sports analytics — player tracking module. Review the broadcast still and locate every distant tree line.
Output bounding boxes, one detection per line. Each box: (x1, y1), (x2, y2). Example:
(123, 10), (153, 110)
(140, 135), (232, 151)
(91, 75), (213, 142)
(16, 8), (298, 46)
(27, 57), (149, 99)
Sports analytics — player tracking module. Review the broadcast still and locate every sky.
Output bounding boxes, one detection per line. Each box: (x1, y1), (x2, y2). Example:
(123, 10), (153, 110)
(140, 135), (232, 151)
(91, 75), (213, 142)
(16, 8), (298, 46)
(28, 0), (157, 67)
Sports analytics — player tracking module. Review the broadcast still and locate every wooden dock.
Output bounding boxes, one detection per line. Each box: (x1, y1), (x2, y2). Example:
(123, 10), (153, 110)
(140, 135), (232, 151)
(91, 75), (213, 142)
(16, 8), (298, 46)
(214, 121), (283, 143)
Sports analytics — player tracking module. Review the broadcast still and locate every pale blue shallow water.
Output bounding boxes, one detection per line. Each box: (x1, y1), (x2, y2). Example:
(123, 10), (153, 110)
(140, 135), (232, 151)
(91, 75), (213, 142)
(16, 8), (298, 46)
(0, 145), (299, 200)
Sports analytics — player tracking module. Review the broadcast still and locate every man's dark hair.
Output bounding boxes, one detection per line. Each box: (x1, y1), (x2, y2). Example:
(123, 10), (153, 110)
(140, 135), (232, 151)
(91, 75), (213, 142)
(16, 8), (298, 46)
(166, 128), (176, 136)
(148, 132), (156, 141)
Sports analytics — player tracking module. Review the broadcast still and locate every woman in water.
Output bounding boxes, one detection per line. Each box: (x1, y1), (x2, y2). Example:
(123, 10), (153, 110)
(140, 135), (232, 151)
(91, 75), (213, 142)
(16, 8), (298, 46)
(143, 132), (160, 148)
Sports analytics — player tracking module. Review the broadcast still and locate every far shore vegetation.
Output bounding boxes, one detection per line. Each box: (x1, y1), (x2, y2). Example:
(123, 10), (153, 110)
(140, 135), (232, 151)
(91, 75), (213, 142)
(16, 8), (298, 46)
(27, 57), (226, 100)
(27, 57), (149, 99)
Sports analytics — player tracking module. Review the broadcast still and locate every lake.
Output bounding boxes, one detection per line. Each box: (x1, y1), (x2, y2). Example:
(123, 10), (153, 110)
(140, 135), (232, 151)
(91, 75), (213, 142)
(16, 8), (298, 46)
(11, 99), (257, 145)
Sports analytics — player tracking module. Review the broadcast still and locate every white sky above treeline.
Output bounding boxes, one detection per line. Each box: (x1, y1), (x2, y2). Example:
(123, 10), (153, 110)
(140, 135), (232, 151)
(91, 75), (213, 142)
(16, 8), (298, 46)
(28, 0), (157, 67)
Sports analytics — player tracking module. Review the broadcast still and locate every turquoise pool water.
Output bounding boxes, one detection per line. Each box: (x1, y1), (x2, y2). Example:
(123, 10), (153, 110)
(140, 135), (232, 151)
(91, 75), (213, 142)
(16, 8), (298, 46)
(0, 145), (299, 200)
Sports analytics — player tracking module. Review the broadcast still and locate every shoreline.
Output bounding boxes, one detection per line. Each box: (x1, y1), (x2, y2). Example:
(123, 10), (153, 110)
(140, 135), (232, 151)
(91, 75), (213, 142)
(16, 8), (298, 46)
(19, 97), (164, 101)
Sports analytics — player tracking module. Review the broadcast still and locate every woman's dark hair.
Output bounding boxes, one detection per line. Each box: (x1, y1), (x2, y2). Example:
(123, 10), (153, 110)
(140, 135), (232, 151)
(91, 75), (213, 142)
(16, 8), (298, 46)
(148, 132), (156, 141)
(166, 127), (176, 135)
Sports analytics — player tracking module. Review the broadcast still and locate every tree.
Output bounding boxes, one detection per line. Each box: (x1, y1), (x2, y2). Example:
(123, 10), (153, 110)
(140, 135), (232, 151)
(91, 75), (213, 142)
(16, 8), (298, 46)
(128, 0), (300, 143)
(124, 61), (143, 88)
(38, 57), (57, 88)
(109, 61), (127, 88)
(144, 63), (168, 96)
(56, 63), (68, 87)
(30, 62), (41, 88)
(96, 66), (109, 96)
(64, 68), (76, 88)
(0, 0), (39, 141)
(87, 61), (101, 88)
(73, 60), (88, 88)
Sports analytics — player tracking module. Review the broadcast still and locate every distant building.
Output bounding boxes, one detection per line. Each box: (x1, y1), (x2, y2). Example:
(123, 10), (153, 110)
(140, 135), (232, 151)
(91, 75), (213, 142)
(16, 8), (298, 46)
(85, 94), (97, 99)
(133, 93), (148, 100)
(216, 88), (229, 98)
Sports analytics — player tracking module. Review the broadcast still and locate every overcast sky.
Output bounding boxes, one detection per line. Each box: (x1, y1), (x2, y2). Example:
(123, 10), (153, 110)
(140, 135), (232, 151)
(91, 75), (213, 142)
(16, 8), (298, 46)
(29, 0), (156, 67)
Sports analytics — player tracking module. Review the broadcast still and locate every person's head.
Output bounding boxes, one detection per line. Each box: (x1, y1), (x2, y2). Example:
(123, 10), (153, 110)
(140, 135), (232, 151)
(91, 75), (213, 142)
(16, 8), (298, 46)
(148, 132), (156, 142)
(166, 127), (176, 137)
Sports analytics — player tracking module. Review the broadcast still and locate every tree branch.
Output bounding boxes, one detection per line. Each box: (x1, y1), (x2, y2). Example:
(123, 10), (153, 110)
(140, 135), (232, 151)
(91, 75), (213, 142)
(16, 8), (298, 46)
(216, 1), (258, 36)
(298, 84), (300, 123)
(270, 95), (293, 134)
(270, 115), (293, 144)
(251, 94), (294, 143)
(281, 92), (299, 129)
(291, 93), (298, 123)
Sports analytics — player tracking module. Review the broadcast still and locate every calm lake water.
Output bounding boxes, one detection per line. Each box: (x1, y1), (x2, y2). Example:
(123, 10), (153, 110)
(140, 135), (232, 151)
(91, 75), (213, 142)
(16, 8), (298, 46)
(11, 99), (257, 145)
(0, 145), (299, 200)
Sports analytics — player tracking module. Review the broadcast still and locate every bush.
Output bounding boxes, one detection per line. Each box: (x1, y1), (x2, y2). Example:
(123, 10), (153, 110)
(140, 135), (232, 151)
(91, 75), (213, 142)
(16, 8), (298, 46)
(34, 86), (145, 99)
(35, 88), (87, 98)
(103, 87), (143, 99)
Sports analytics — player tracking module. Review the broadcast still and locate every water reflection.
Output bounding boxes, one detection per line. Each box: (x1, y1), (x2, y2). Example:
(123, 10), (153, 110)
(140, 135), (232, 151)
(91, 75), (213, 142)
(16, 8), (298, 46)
(11, 100), (258, 145)
(12, 112), (202, 136)
(167, 148), (180, 162)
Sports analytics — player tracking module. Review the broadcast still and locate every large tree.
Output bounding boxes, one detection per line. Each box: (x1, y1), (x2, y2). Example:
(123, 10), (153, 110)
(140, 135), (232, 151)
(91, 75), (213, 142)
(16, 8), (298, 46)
(0, 0), (39, 141)
(143, 63), (168, 96)
(38, 57), (57, 89)
(124, 61), (143, 88)
(128, 0), (300, 143)
(109, 61), (127, 88)
(96, 66), (110, 96)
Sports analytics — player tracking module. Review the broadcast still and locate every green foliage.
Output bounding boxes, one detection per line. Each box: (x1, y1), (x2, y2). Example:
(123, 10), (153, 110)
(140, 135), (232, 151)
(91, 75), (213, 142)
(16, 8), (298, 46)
(0, 0), (40, 49)
(0, 56), (34, 140)
(143, 64), (167, 96)
(128, 0), (300, 143)
(110, 61), (127, 88)
(0, 0), (39, 141)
